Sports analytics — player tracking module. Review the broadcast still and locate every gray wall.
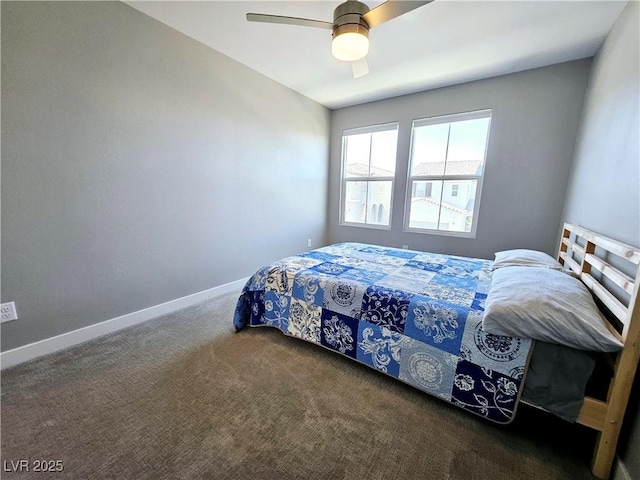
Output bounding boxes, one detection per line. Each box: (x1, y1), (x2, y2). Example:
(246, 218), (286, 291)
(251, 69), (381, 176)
(1, 1), (329, 351)
(328, 60), (591, 260)
(560, 2), (640, 479)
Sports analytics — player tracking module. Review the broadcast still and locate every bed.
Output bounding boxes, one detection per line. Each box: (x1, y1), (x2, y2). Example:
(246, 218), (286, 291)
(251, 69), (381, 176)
(234, 224), (640, 479)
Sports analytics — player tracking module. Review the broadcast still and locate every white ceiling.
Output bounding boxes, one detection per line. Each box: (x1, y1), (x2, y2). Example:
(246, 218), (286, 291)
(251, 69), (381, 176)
(125, 1), (626, 109)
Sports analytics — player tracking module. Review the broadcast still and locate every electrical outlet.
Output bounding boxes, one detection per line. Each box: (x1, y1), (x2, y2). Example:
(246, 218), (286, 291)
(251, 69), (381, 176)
(307, 238), (312, 248)
(402, 245), (409, 250)
(1, 302), (18, 323)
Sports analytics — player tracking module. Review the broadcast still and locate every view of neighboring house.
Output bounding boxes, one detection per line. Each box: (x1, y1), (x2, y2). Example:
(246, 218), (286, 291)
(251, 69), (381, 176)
(343, 163), (394, 226)
(408, 160), (482, 232)
(344, 160), (482, 233)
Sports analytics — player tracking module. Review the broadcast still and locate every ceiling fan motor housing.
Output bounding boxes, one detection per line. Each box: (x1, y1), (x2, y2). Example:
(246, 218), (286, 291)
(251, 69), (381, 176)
(332, 0), (370, 40)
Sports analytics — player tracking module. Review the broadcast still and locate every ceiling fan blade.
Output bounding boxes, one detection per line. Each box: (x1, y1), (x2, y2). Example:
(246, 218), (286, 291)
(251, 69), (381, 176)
(362, 1), (433, 29)
(246, 13), (333, 30)
(351, 58), (369, 78)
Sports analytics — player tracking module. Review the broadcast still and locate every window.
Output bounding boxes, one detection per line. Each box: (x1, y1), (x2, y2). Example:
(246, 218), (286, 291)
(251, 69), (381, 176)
(405, 110), (491, 236)
(412, 182), (433, 198)
(340, 123), (399, 228)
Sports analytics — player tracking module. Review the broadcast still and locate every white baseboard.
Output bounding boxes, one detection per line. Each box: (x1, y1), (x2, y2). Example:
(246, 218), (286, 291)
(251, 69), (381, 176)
(0, 278), (248, 370)
(613, 455), (631, 480)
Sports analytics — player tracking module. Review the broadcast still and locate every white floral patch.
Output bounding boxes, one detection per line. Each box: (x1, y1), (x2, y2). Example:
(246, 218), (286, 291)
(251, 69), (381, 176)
(460, 316), (532, 377)
(265, 258), (322, 295)
(411, 253), (448, 264)
(420, 283), (475, 307)
(394, 267), (437, 282)
(287, 298), (321, 343)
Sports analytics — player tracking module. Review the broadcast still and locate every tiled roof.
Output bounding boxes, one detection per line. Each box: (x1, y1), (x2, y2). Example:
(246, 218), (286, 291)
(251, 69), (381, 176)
(412, 160), (482, 176)
(346, 163), (394, 177)
(412, 197), (471, 215)
(347, 160), (481, 177)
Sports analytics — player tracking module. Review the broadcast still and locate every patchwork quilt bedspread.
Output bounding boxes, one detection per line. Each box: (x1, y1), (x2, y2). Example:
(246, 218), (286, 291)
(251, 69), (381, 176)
(234, 243), (533, 423)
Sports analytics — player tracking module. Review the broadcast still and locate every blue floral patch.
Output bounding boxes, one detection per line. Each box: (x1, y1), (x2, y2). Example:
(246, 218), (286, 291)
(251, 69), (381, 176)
(440, 258), (485, 281)
(358, 245), (417, 259)
(248, 291), (266, 326)
(233, 292), (252, 330)
(405, 259), (445, 273)
(321, 310), (358, 358)
(361, 286), (414, 334)
(298, 251), (340, 262)
(430, 272), (477, 290)
(261, 291), (291, 331)
(292, 270), (328, 307)
(471, 293), (487, 311)
(405, 295), (468, 355)
(356, 321), (403, 376)
(452, 360), (521, 423)
(445, 258), (484, 273)
(338, 267), (388, 284)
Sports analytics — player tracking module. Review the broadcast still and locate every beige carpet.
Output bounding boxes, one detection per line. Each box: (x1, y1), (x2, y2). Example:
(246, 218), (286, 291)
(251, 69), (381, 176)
(1, 291), (596, 479)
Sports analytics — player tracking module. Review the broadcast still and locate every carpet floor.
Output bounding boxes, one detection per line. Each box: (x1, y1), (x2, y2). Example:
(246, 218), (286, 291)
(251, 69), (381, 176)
(1, 291), (596, 479)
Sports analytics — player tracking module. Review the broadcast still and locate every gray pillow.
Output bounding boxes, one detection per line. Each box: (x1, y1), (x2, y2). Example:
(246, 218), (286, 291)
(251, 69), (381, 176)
(493, 249), (563, 270)
(483, 266), (623, 352)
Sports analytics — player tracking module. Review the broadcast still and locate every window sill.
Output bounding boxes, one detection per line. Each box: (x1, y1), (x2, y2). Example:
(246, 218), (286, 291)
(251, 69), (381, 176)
(402, 227), (477, 239)
(340, 222), (392, 231)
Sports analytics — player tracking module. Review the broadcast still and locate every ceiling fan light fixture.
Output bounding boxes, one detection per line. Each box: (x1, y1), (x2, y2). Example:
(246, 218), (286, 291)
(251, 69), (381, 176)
(332, 25), (369, 62)
(248, 0), (433, 71)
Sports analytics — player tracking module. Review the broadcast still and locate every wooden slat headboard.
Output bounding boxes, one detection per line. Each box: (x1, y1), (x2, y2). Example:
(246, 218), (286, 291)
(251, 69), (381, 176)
(556, 223), (640, 479)
(558, 223), (639, 341)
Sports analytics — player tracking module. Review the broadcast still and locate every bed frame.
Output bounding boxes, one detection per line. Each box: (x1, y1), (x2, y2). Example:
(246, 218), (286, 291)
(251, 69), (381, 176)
(549, 223), (640, 479)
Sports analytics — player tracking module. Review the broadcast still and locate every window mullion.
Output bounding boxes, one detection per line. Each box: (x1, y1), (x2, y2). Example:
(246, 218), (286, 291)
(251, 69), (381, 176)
(443, 123), (452, 175)
(364, 181), (370, 224)
(364, 132), (373, 224)
(408, 174), (481, 182)
(344, 176), (395, 182)
(435, 179), (444, 231)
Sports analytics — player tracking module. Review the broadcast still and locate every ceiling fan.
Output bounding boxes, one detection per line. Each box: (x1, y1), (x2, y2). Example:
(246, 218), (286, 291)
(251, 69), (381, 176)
(247, 1), (433, 78)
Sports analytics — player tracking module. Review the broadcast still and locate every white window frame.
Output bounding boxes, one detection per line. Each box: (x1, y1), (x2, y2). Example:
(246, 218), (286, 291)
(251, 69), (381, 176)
(403, 109), (492, 238)
(339, 122), (399, 230)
